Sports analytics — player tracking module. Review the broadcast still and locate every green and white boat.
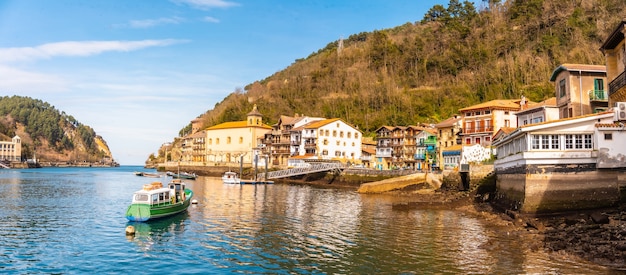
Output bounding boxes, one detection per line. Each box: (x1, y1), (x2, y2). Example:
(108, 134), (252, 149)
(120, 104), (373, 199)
(125, 179), (193, 222)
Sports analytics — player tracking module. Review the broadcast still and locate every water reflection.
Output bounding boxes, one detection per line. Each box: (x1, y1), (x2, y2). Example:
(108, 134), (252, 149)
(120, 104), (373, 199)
(126, 212), (189, 252)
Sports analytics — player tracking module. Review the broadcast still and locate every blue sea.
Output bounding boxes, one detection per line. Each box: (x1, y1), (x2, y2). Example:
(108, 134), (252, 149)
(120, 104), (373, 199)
(0, 166), (615, 274)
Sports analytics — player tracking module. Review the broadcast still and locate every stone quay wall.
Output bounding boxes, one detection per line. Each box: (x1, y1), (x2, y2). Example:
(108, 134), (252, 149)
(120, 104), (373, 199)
(495, 164), (626, 214)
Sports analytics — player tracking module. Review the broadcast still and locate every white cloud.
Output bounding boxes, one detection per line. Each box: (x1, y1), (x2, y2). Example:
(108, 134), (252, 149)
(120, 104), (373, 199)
(0, 39), (190, 63)
(129, 17), (184, 28)
(0, 65), (67, 93)
(202, 16), (220, 23)
(172, 0), (240, 10)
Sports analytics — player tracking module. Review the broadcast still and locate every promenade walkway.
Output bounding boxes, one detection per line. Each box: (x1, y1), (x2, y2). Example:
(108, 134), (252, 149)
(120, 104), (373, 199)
(258, 163), (344, 180)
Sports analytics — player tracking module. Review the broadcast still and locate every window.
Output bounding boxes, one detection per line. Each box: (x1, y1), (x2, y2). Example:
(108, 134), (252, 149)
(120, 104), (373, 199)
(322, 150), (328, 155)
(333, 130), (337, 137)
(336, 141), (340, 146)
(523, 120), (528, 125)
(559, 79), (566, 98)
(605, 133), (613, 140)
(465, 112), (472, 117)
(347, 132), (351, 138)
(325, 130), (329, 136)
(504, 119), (510, 127)
(208, 138), (212, 145)
(551, 135), (559, 149)
(216, 138), (220, 145)
(227, 137), (231, 144)
(323, 139), (328, 145)
(484, 110), (491, 115)
(465, 138), (471, 145)
(475, 137), (481, 144)
(355, 133), (359, 139)
(565, 134), (592, 149)
(239, 137), (243, 144)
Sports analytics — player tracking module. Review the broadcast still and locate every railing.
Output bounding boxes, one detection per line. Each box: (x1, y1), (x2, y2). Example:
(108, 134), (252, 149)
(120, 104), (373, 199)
(588, 90), (608, 101)
(609, 70), (626, 97)
(461, 126), (494, 134)
(414, 154), (426, 160)
(258, 163), (344, 179)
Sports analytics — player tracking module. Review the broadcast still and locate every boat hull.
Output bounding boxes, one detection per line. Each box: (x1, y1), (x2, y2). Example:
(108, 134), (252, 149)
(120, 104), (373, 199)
(125, 189), (193, 222)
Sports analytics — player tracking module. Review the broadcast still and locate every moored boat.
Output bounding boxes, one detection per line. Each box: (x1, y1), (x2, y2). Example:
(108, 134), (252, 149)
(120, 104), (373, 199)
(167, 171), (197, 180)
(222, 171), (240, 184)
(125, 179), (193, 222)
(134, 171), (162, 178)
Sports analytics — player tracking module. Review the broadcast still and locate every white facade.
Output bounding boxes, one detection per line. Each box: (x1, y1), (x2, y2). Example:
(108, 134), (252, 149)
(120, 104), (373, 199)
(0, 136), (21, 162)
(493, 111), (619, 170)
(289, 116), (325, 156)
(301, 118), (362, 163)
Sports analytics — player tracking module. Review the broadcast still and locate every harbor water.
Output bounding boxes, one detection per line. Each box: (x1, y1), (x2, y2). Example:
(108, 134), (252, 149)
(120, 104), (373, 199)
(0, 166), (617, 274)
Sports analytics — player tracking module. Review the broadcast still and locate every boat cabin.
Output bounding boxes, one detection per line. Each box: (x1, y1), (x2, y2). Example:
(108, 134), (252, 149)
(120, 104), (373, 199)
(132, 180), (187, 205)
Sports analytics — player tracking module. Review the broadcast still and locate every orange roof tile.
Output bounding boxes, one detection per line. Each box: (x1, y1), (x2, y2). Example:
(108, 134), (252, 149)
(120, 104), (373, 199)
(304, 118), (341, 129)
(459, 99), (522, 112)
(206, 121), (271, 130)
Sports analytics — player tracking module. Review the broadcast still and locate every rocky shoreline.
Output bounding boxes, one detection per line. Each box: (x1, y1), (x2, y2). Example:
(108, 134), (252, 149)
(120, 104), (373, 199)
(385, 185), (626, 271)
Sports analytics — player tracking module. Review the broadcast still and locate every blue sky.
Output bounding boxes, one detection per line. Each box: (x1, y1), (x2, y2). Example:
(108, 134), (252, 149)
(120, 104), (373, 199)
(0, 0), (466, 165)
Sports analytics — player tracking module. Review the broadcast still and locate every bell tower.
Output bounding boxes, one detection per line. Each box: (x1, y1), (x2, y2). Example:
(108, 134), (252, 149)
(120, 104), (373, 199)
(247, 104), (263, 126)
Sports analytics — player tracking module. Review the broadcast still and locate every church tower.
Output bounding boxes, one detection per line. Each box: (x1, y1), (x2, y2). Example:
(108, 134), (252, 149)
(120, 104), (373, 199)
(247, 104), (263, 126)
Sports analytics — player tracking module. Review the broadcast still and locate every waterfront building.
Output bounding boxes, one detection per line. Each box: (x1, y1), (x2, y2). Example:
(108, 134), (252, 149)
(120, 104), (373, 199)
(297, 118), (362, 164)
(458, 99), (524, 148)
(360, 137), (377, 168)
(180, 130), (206, 163)
(414, 128), (437, 171)
(492, 111), (626, 213)
(0, 135), (21, 162)
(203, 105), (271, 165)
(515, 97), (559, 126)
(549, 64), (608, 118)
(374, 125), (422, 170)
(374, 126), (394, 170)
(262, 114), (324, 167)
(434, 115), (462, 170)
(600, 19), (626, 105)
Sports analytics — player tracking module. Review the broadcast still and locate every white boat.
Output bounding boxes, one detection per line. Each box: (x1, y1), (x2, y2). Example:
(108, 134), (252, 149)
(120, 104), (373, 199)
(222, 171), (240, 184)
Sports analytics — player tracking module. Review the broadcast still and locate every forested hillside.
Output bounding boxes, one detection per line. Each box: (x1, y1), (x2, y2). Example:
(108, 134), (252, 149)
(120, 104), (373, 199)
(184, 0), (626, 137)
(0, 95), (113, 163)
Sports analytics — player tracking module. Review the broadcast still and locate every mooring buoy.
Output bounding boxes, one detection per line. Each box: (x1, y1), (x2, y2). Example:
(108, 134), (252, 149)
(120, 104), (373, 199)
(125, 225), (136, 235)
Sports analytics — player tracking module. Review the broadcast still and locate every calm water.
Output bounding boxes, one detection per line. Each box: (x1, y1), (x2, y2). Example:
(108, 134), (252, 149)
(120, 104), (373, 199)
(0, 166), (616, 274)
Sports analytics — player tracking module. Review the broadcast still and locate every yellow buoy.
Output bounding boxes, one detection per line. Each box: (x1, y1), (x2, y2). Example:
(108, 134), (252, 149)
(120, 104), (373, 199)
(125, 225), (136, 235)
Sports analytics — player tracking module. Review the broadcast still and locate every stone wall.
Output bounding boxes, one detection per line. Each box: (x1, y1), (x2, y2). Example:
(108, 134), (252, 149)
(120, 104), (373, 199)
(495, 165), (626, 214)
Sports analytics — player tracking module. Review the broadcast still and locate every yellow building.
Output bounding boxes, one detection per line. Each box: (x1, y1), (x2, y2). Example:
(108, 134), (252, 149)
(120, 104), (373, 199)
(204, 105), (271, 165)
(600, 20), (626, 105)
(549, 64), (608, 118)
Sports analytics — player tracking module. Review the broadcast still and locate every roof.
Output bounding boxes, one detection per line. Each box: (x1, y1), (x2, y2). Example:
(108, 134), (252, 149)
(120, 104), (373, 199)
(434, 116), (461, 128)
(459, 99), (522, 112)
(516, 97), (557, 115)
(442, 144), (463, 152)
(375, 125), (395, 132)
(362, 148), (376, 155)
(600, 20), (626, 51)
(549, 63), (606, 81)
(206, 121), (271, 130)
(493, 111), (615, 146)
(304, 118), (341, 129)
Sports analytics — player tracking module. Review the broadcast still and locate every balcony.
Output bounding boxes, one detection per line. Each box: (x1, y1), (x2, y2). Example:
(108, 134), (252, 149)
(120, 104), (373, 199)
(589, 90), (608, 101)
(414, 153), (426, 160)
(461, 126), (494, 134)
(291, 140), (301, 146)
(304, 143), (316, 149)
(609, 70), (626, 97)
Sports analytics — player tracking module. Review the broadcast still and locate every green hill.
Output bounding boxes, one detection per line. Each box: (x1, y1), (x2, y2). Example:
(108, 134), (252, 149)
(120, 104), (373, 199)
(0, 95), (114, 164)
(182, 0), (626, 137)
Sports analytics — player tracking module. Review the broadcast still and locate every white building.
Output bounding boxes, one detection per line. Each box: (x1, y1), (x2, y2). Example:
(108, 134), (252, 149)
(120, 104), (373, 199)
(492, 110), (626, 213)
(0, 135), (21, 162)
(294, 118), (362, 163)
